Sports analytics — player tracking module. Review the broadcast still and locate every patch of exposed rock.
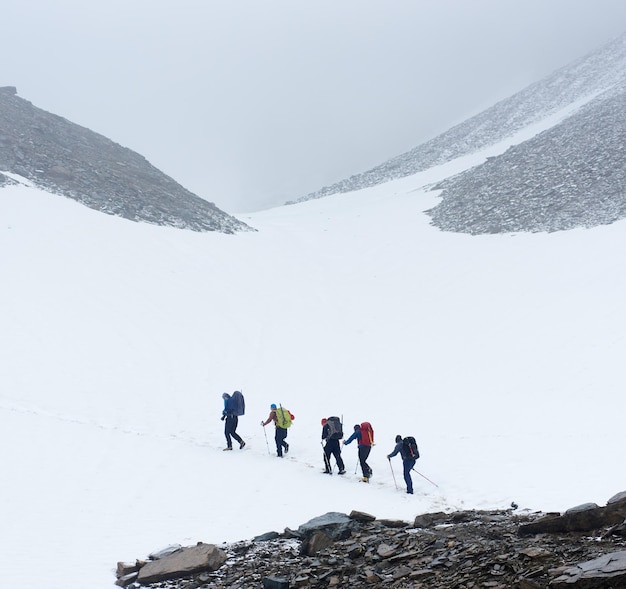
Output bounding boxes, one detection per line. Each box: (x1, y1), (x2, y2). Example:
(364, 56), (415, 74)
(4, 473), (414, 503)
(293, 34), (626, 236)
(0, 86), (251, 233)
(294, 33), (626, 206)
(117, 491), (626, 588)
(427, 86), (626, 234)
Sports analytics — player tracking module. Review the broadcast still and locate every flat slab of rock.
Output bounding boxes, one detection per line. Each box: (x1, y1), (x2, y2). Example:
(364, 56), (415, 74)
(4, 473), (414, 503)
(413, 512), (447, 528)
(519, 495), (626, 535)
(551, 550), (626, 587)
(349, 510), (376, 522)
(298, 512), (351, 533)
(254, 531), (281, 542)
(137, 543), (227, 584)
(298, 511), (356, 541)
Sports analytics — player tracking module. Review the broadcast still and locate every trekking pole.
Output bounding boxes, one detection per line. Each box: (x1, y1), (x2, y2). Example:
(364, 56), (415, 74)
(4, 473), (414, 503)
(412, 468), (439, 488)
(262, 424), (270, 455)
(389, 458), (398, 490)
(321, 442), (333, 474)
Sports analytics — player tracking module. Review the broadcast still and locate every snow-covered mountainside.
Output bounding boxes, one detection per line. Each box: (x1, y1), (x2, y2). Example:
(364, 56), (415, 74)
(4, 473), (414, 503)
(4, 173), (626, 589)
(0, 86), (250, 233)
(295, 32), (626, 233)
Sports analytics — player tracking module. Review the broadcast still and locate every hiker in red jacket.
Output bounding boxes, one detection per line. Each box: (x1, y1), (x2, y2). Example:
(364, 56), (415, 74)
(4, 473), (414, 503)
(343, 423), (374, 482)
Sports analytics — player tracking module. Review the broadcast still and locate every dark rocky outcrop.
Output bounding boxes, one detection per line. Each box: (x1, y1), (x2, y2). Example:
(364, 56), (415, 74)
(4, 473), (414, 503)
(519, 494), (626, 536)
(0, 86), (251, 233)
(116, 493), (626, 588)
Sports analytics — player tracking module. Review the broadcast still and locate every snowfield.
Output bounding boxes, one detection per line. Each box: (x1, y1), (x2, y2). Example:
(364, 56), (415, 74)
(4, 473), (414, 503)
(2, 162), (625, 589)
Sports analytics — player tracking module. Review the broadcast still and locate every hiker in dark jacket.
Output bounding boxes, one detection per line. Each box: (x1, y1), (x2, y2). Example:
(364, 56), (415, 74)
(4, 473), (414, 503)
(321, 418), (345, 475)
(221, 392), (245, 450)
(261, 403), (289, 457)
(343, 424), (373, 481)
(387, 435), (415, 494)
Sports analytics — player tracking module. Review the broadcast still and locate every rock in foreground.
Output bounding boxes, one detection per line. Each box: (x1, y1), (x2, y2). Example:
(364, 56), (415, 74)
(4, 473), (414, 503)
(117, 493), (626, 588)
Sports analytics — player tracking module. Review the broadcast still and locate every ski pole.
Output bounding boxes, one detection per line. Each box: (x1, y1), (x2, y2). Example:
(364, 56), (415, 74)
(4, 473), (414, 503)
(388, 458), (398, 490)
(321, 442), (333, 473)
(262, 424), (270, 455)
(412, 468), (439, 488)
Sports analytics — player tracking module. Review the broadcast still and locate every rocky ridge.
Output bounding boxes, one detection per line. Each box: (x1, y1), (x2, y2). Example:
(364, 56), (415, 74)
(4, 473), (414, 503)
(0, 86), (250, 233)
(116, 491), (626, 589)
(427, 84), (626, 233)
(293, 32), (626, 235)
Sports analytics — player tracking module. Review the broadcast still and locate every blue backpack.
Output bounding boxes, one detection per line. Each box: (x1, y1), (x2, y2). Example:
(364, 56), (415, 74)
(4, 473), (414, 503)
(231, 391), (245, 416)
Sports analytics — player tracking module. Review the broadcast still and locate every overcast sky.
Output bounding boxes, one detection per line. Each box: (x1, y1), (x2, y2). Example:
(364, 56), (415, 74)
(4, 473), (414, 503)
(3, 1), (626, 212)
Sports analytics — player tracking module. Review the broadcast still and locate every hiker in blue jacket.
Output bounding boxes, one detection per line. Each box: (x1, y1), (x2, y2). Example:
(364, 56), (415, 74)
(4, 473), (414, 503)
(343, 424), (373, 482)
(221, 392), (245, 450)
(387, 435), (415, 494)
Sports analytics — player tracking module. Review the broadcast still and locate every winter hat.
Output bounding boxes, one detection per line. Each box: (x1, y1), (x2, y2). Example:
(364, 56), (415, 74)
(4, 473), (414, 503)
(270, 403), (277, 409)
(354, 424), (361, 430)
(321, 418), (327, 425)
(395, 435), (402, 443)
(222, 392), (229, 399)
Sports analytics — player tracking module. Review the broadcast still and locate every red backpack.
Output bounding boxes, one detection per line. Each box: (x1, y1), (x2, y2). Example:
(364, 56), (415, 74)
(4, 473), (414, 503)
(360, 422), (374, 446)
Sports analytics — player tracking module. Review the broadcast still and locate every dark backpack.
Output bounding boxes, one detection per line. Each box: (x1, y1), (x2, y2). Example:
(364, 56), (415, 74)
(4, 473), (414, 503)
(403, 436), (419, 459)
(231, 391), (245, 416)
(326, 416), (343, 440)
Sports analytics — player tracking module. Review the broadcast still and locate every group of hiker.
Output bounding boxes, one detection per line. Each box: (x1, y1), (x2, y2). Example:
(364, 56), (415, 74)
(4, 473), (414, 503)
(219, 391), (420, 494)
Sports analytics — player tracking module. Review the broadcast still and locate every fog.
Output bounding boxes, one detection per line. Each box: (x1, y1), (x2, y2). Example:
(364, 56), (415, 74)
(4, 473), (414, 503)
(2, 0), (626, 212)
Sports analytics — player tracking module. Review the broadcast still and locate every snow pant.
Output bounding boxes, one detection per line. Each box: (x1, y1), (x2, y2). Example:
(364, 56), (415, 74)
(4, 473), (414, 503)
(403, 458), (416, 493)
(275, 426), (288, 456)
(323, 439), (345, 472)
(225, 415), (243, 448)
(358, 445), (372, 478)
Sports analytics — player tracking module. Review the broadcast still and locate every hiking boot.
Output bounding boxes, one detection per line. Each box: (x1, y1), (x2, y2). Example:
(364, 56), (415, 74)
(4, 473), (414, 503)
(284, 443), (289, 454)
(407, 489), (414, 494)
(361, 477), (369, 483)
(323, 470), (331, 474)
(223, 447), (233, 451)
(338, 470), (346, 475)
(239, 441), (246, 449)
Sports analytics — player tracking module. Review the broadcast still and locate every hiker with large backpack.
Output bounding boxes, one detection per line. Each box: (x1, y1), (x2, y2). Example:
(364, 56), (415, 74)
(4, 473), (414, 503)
(261, 403), (293, 457)
(343, 422), (374, 482)
(321, 417), (346, 475)
(221, 391), (246, 451)
(387, 434), (419, 494)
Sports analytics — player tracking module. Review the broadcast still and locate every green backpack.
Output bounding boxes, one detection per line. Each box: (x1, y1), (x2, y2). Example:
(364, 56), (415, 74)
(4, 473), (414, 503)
(276, 407), (293, 428)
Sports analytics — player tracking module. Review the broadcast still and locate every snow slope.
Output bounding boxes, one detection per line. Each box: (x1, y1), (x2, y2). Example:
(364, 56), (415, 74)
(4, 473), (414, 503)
(1, 161), (625, 588)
